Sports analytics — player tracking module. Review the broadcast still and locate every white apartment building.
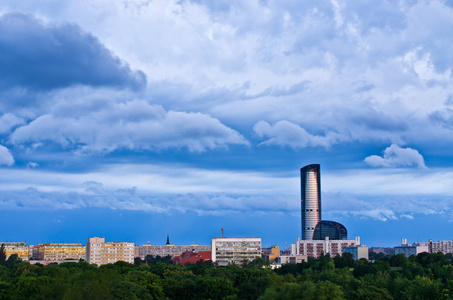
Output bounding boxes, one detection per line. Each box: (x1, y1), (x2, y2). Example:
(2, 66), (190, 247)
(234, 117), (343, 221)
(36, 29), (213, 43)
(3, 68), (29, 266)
(211, 238), (261, 266)
(416, 240), (453, 254)
(394, 239), (429, 257)
(298, 236), (361, 258)
(86, 237), (134, 265)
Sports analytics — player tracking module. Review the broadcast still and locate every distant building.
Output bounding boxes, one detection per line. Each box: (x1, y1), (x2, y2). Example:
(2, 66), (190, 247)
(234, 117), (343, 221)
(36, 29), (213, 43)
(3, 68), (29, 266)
(290, 241), (300, 256)
(417, 239), (453, 254)
(86, 237), (134, 265)
(313, 220), (348, 240)
(29, 260), (80, 265)
(432, 240), (453, 254)
(298, 236), (361, 258)
(135, 244), (211, 260)
(394, 239), (428, 257)
(300, 164), (348, 241)
(301, 164), (321, 240)
(343, 245), (369, 260)
(369, 247), (395, 256)
(277, 255), (307, 264)
(37, 243), (85, 261)
(29, 245), (39, 260)
(171, 251), (211, 265)
(262, 246), (280, 263)
(1, 243), (29, 261)
(211, 238), (261, 266)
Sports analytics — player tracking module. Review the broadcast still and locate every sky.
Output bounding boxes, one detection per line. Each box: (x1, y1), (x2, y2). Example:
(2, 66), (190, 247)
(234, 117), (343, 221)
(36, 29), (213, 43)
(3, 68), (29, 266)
(1, 0), (453, 248)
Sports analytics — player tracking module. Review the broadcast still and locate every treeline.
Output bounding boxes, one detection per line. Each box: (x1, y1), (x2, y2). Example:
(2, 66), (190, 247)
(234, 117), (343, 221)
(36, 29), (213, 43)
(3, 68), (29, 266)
(0, 252), (452, 299)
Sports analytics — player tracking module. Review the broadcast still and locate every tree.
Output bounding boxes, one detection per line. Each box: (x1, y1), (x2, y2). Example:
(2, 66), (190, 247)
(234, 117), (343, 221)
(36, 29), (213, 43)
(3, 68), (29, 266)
(315, 281), (345, 300)
(389, 254), (406, 267)
(0, 244), (6, 266)
(196, 277), (234, 300)
(353, 258), (376, 277)
(246, 257), (270, 269)
(5, 254), (21, 270)
(356, 285), (392, 300)
(313, 254), (335, 271)
(259, 282), (316, 300)
(334, 252), (354, 269)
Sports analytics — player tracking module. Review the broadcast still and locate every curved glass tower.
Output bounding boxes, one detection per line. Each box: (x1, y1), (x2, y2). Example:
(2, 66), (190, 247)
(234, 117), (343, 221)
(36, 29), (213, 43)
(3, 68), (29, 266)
(313, 220), (348, 240)
(301, 164), (321, 240)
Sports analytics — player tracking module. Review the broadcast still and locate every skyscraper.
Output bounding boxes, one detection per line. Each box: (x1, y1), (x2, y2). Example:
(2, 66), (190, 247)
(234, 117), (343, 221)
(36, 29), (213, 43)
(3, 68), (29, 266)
(313, 220), (347, 240)
(301, 164), (321, 240)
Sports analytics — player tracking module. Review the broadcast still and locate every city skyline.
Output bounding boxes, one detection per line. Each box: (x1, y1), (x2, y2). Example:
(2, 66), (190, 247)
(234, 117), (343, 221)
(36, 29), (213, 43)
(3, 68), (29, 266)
(0, 1), (453, 247)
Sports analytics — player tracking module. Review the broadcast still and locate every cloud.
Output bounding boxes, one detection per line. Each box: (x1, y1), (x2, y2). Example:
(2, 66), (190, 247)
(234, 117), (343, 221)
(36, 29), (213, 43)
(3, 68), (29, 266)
(322, 192), (452, 222)
(254, 120), (345, 148)
(364, 144), (426, 168)
(430, 108), (453, 128)
(10, 99), (249, 152)
(0, 113), (25, 134)
(400, 214), (414, 220)
(0, 186), (297, 214)
(1, 1), (452, 152)
(0, 12), (146, 92)
(0, 145), (14, 166)
(0, 164), (452, 220)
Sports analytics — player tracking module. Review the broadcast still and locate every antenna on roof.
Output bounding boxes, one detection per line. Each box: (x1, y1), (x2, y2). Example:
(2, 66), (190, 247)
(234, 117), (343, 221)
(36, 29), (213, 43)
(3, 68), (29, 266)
(221, 228), (224, 238)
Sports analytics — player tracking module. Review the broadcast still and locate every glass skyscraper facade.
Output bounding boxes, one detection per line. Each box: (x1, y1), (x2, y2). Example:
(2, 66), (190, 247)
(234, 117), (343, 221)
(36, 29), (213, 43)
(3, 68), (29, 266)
(300, 164), (321, 240)
(301, 163), (348, 241)
(313, 220), (348, 240)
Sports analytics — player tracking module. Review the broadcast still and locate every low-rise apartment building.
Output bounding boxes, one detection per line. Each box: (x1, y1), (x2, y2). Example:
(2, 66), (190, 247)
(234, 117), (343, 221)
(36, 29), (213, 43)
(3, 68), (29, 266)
(298, 237), (361, 258)
(1, 242), (29, 261)
(86, 237), (134, 265)
(136, 244), (211, 260)
(211, 238), (261, 266)
(37, 243), (86, 261)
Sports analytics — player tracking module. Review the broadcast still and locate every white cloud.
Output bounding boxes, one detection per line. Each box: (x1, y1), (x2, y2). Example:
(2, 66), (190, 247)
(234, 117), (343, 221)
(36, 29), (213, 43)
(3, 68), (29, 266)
(254, 120), (346, 148)
(364, 144), (426, 168)
(0, 113), (25, 134)
(10, 99), (249, 152)
(400, 214), (414, 220)
(0, 163), (297, 195)
(0, 145), (14, 166)
(0, 163), (452, 220)
(1, 0), (453, 152)
(322, 191), (452, 222)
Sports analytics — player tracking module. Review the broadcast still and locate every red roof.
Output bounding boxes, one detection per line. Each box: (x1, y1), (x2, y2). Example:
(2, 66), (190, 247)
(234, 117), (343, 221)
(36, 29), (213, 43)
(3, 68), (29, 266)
(172, 251), (211, 265)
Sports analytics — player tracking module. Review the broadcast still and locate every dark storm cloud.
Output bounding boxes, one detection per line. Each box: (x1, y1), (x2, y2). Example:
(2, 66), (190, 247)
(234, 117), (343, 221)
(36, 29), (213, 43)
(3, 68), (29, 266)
(0, 13), (146, 91)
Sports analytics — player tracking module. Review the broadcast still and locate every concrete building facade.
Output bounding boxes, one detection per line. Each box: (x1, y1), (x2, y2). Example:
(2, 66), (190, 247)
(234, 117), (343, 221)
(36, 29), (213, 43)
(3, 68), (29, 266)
(1, 243), (29, 261)
(262, 246), (280, 263)
(394, 239), (429, 257)
(298, 236), (360, 258)
(37, 243), (86, 261)
(136, 244), (211, 260)
(86, 237), (134, 265)
(343, 245), (369, 260)
(277, 255), (307, 264)
(211, 238), (261, 266)
(417, 240), (453, 254)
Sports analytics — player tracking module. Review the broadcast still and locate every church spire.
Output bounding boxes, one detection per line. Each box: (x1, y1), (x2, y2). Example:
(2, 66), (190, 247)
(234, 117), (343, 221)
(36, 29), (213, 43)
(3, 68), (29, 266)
(166, 234), (170, 245)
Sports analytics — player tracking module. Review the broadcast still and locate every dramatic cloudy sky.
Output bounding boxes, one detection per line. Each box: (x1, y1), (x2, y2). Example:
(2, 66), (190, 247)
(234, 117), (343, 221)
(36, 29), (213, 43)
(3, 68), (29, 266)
(1, 0), (453, 248)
